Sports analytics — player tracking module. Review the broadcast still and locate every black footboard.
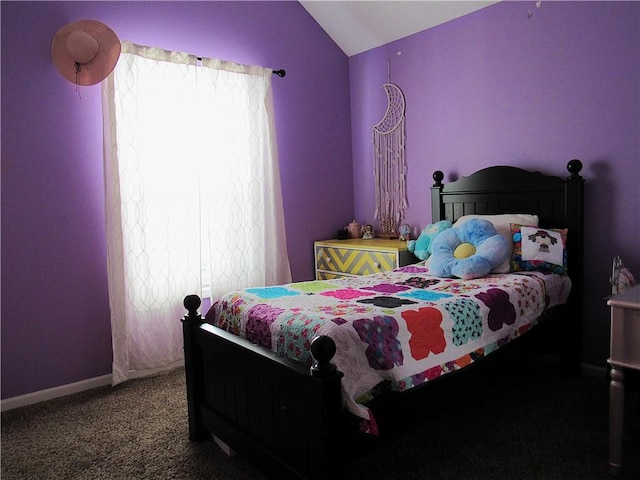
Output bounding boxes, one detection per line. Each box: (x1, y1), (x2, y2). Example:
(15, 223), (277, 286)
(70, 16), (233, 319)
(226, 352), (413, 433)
(181, 295), (346, 480)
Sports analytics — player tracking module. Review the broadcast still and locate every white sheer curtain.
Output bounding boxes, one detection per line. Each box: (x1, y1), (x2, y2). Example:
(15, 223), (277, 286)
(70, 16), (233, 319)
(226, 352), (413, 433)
(102, 41), (291, 385)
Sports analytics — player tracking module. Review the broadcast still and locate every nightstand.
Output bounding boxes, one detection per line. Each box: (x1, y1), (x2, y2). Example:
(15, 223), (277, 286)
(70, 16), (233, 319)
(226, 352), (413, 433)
(314, 238), (417, 280)
(607, 284), (640, 476)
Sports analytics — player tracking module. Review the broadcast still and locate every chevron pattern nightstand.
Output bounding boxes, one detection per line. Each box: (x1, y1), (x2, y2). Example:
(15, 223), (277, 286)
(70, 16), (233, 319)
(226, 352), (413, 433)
(314, 238), (417, 280)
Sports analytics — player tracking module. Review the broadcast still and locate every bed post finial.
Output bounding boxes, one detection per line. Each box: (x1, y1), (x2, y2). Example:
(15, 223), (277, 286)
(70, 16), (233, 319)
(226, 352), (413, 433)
(567, 159), (583, 180)
(310, 335), (338, 378)
(433, 170), (444, 187)
(183, 294), (202, 321)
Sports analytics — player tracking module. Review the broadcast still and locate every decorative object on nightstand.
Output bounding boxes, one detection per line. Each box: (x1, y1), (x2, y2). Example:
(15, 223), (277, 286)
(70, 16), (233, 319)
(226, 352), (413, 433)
(362, 224), (374, 240)
(314, 238), (416, 280)
(345, 220), (362, 239)
(398, 224), (412, 241)
(336, 229), (349, 240)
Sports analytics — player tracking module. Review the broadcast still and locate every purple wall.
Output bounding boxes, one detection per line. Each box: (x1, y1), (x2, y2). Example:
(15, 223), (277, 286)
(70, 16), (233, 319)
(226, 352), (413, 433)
(1, 1), (352, 399)
(350, 1), (639, 368)
(2, 1), (638, 400)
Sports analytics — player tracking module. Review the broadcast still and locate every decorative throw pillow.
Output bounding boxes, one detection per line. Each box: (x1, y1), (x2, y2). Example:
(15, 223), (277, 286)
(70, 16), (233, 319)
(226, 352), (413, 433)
(510, 224), (568, 275)
(453, 214), (539, 273)
(429, 218), (510, 280)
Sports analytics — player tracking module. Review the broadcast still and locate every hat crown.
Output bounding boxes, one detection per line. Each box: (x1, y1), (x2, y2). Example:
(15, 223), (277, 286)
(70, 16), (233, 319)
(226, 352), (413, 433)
(52, 20), (121, 86)
(66, 30), (99, 64)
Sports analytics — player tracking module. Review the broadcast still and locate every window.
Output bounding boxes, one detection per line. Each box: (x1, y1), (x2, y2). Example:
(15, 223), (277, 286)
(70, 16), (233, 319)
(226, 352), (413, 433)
(102, 42), (291, 383)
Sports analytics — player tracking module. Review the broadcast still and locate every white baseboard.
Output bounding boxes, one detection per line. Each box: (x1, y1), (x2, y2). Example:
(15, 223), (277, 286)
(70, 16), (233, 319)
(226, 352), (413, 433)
(1, 374), (112, 412)
(1, 360), (185, 412)
(125, 360), (184, 381)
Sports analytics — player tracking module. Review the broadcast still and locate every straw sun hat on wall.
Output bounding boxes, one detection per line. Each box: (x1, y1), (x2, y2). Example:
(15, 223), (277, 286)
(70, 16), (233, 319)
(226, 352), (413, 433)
(51, 20), (121, 86)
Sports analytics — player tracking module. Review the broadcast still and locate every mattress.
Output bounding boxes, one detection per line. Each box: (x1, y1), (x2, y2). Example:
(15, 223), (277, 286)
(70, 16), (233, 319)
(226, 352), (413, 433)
(205, 262), (571, 433)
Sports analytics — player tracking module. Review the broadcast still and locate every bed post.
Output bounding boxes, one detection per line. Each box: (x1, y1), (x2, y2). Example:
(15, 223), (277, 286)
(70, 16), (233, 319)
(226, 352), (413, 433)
(564, 159), (585, 373)
(303, 335), (344, 479)
(181, 294), (208, 441)
(431, 170), (445, 222)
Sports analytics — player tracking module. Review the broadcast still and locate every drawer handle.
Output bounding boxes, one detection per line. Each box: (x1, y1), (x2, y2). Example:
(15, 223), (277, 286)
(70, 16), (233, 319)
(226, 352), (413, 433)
(326, 257), (332, 263)
(373, 262), (380, 269)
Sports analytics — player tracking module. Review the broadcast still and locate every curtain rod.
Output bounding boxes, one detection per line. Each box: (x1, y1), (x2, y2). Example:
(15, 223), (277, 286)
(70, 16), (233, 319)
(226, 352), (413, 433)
(194, 57), (285, 77)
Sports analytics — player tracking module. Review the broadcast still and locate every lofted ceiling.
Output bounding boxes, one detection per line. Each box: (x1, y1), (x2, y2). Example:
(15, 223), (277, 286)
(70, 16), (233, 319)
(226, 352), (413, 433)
(299, 1), (499, 57)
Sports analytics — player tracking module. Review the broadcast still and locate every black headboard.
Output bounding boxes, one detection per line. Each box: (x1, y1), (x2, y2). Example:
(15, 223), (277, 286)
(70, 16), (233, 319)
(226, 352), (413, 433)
(431, 160), (583, 227)
(430, 160), (585, 368)
(430, 159), (584, 275)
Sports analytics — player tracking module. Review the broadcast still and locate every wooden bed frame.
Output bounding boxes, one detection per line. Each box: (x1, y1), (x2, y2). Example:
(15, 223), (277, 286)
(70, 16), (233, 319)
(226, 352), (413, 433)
(181, 160), (585, 480)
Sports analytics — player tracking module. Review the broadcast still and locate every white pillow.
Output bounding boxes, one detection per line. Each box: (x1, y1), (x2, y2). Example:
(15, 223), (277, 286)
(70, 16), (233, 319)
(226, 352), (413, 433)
(452, 214), (539, 273)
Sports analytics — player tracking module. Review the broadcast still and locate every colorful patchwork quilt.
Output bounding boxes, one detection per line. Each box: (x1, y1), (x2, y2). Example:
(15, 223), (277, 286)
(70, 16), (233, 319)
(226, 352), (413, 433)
(205, 263), (571, 433)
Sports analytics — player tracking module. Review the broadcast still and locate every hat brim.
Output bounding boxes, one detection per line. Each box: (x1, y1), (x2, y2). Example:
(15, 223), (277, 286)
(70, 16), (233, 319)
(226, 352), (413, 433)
(51, 20), (121, 86)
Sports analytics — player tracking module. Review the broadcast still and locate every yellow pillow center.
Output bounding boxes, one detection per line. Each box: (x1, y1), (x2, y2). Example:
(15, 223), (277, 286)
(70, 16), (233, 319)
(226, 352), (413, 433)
(454, 242), (476, 259)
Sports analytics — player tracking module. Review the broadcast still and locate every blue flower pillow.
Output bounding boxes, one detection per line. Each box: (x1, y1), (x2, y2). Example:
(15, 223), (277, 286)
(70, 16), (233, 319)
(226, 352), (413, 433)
(452, 213), (539, 273)
(429, 219), (510, 280)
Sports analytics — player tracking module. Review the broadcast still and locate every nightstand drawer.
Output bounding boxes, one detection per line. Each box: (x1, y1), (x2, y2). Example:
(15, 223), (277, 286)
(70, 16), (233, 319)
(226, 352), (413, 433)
(316, 246), (397, 275)
(314, 239), (416, 279)
(316, 270), (342, 281)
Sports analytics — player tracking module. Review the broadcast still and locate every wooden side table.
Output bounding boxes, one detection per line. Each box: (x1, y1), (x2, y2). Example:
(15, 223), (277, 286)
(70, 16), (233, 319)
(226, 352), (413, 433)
(607, 284), (640, 476)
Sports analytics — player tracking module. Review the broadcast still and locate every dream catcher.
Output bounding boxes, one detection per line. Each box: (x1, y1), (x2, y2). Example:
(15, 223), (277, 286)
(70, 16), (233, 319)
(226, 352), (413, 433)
(373, 68), (407, 238)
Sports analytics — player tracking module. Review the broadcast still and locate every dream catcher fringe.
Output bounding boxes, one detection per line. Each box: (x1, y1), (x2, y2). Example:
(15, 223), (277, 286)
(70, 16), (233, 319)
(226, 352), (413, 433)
(373, 83), (407, 238)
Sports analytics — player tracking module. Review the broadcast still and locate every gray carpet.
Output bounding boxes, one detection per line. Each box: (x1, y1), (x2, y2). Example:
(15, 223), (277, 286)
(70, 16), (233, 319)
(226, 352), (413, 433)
(2, 359), (639, 480)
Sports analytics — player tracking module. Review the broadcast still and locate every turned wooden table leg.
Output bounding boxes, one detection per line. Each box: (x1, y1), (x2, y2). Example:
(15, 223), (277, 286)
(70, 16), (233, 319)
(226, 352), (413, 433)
(607, 285), (640, 476)
(608, 364), (625, 476)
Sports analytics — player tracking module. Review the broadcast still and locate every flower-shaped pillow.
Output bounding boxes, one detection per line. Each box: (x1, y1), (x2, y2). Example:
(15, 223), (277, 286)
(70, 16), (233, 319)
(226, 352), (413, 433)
(429, 219), (510, 280)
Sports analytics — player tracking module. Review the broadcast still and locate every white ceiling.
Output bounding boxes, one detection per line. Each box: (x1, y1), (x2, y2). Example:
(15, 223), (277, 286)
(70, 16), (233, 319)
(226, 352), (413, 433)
(299, 1), (499, 56)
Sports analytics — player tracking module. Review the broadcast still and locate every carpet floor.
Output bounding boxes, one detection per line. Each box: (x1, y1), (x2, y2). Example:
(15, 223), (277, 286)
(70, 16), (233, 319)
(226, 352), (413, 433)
(2, 358), (639, 479)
